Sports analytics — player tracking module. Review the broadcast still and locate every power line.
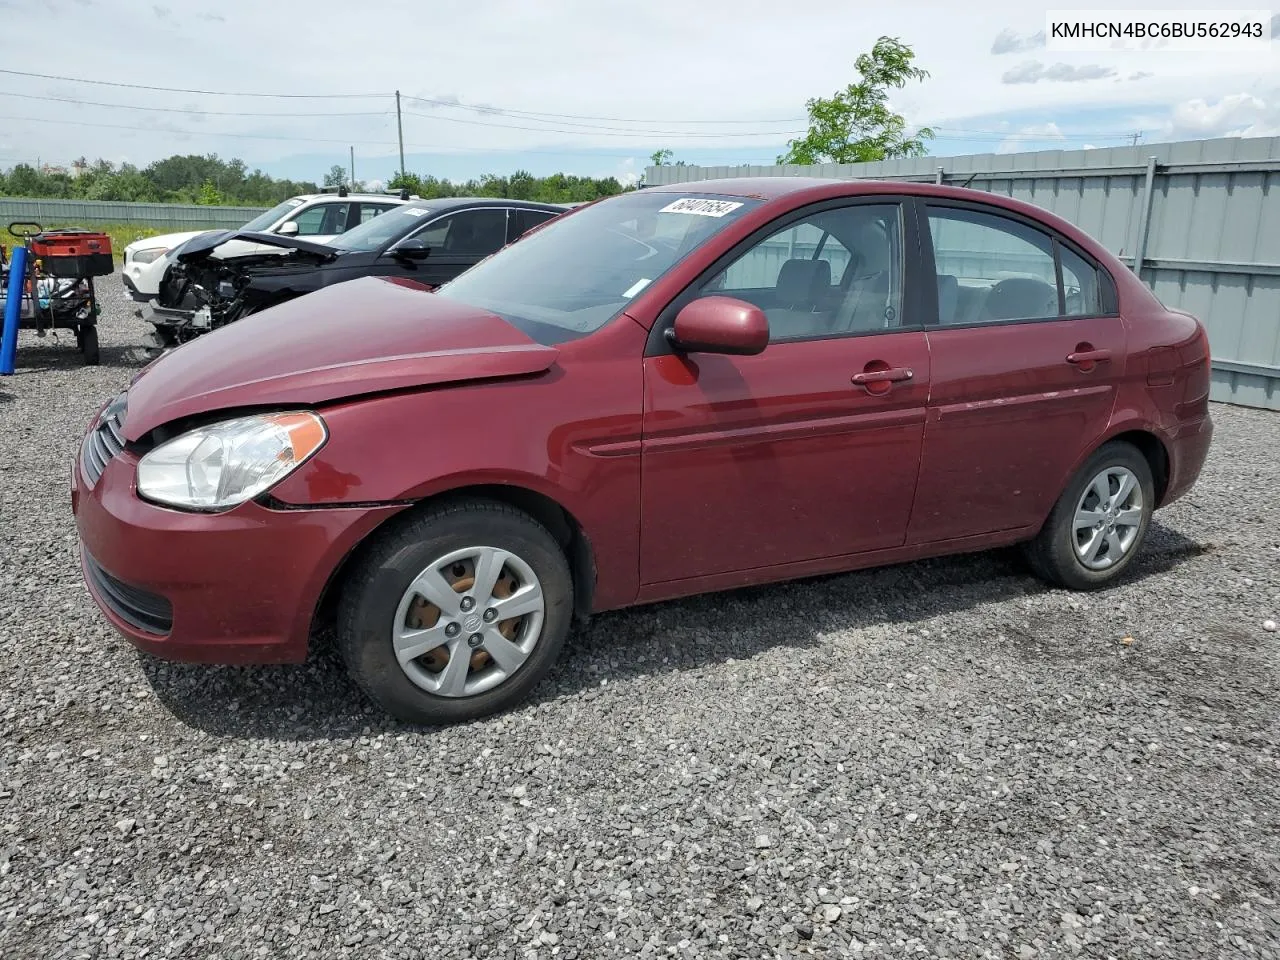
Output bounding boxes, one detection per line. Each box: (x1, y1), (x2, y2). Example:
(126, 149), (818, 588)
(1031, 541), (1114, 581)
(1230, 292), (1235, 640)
(0, 90), (391, 117)
(401, 94), (806, 125)
(0, 113), (400, 147)
(0, 68), (385, 99)
(403, 109), (805, 139)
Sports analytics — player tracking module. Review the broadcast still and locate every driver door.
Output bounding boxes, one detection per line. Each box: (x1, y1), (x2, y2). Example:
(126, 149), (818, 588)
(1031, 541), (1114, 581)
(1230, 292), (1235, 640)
(388, 208), (510, 288)
(639, 199), (932, 586)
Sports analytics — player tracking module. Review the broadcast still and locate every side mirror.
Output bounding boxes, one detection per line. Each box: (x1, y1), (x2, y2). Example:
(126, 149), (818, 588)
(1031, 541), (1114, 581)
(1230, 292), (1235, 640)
(277, 221), (299, 237)
(392, 238), (432, 261)
(668, 296), (769, 356)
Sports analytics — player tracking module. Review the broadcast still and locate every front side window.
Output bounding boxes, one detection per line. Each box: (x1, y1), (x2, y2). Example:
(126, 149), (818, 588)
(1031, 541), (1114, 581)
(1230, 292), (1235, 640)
(929, 207), (1087, 325)
(700, 203), (903, 341)
(434, 192), (762, 342)
(412, 209), (508, 257)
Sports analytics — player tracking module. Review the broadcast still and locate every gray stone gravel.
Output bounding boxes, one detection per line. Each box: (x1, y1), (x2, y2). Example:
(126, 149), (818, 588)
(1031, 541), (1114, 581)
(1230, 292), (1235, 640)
(1, 278), (1278, 959)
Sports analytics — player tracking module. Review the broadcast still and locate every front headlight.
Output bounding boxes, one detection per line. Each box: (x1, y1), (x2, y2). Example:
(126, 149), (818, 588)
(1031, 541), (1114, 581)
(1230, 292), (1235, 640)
(129, 247), (169, 265)
(136, 411), (327, 511)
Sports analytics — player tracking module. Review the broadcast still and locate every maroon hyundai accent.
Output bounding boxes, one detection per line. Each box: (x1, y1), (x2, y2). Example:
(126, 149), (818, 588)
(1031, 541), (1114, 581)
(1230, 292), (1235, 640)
(72, 178), (1213, 723)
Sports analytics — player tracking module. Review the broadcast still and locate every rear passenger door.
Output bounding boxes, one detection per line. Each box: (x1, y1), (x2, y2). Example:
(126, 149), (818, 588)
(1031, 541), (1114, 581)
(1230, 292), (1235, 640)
(906, 200), (1127, 545)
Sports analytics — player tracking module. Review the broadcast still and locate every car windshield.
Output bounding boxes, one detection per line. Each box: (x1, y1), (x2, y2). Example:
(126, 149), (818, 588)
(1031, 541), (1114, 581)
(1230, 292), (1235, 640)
(240, 197), (305, 233)
(331, 203), (432, 252)
(433, 192), (761, 341)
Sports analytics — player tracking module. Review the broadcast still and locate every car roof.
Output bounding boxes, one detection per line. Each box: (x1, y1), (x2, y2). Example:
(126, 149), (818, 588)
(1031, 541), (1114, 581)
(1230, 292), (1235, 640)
(398, 197), (569, 212)
(296, 193), (412, 203)
(642, 177), (1111, 267)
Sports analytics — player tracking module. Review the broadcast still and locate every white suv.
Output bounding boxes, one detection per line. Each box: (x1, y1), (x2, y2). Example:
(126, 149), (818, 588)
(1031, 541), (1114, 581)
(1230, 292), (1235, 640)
(121, 189), (414, 302)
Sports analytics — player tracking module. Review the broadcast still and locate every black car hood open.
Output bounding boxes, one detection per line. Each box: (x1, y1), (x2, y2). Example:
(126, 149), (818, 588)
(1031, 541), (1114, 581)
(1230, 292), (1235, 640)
(174, 230), (341, 264)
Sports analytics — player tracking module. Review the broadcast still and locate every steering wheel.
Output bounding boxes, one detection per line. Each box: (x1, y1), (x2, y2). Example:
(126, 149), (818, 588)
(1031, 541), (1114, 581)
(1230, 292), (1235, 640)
(8, 222), (42, 240)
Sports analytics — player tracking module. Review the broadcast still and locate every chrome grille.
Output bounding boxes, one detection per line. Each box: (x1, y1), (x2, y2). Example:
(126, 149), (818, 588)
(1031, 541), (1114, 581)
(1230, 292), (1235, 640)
(81, 392), (128, 487)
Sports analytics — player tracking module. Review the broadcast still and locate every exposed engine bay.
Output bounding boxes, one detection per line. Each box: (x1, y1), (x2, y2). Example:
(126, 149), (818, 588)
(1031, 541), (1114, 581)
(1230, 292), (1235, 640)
(144, 230), (338, 353)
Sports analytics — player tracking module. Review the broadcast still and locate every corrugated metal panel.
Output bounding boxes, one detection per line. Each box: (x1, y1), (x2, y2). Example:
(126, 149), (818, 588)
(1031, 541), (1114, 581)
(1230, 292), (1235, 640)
(643, 136), (1280, 410)
(0, 197), (267, 230)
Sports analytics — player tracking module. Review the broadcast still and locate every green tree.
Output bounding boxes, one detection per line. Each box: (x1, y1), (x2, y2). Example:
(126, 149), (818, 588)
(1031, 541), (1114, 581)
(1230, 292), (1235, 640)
(323, 165), (348, 188)
(649, 148), (673, 167)
(778, 36), (934, 165)
(195, 179), (223, 205)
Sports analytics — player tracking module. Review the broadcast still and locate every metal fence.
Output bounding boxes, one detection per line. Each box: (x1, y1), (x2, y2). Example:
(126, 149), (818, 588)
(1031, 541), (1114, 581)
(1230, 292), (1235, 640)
(0, 197), (268, 231)
(645, 136), (1280, 410)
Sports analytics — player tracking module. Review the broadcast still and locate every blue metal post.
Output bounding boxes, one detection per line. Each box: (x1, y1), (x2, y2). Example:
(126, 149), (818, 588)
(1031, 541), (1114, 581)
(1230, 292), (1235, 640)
(1, 244), (27, 375)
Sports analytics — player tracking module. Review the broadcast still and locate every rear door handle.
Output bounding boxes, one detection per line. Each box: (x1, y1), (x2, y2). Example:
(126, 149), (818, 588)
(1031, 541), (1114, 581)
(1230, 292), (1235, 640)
(851, 367), (913, 385)
(1066, 349), (1111, 364)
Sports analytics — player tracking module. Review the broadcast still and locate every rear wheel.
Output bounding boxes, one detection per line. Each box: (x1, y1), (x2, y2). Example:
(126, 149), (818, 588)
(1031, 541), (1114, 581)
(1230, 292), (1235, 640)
(79, 325), (100, 366)
(337, 499), (573, 724)
(1025, 441), (1154, 590)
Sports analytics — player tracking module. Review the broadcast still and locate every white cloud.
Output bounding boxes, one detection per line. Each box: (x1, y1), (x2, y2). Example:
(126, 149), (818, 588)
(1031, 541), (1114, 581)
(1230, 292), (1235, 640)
(1002, 61), (1117, 84)
(996, 121), (1066, 154)
(991, 28), (1045, 55)
(1167, 93), (1280, 139)
(0, 0), (1277, 177)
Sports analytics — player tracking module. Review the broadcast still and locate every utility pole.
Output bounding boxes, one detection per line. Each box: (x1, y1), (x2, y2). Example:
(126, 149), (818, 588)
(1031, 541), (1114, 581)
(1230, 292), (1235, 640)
(1130, 131), (1142, 146)
(349, 145), (355, 190)
(395, 90), (405, 182)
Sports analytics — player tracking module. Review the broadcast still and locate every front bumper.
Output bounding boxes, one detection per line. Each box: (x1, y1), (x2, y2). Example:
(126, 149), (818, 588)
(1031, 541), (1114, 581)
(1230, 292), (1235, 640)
(121, 273), (150, 303)
(71, 434), (408, 664)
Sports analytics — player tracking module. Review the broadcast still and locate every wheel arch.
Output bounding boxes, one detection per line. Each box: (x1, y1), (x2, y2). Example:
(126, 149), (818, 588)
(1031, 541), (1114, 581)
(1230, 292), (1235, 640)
(1104, 428), (1171, 506)
(310, 483), (597, 641)
(1030, 423), (1173, 540)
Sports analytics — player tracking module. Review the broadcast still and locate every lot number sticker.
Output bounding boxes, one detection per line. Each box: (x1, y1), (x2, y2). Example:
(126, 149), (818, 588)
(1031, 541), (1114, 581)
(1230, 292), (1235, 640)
(659, 198), (744, 217)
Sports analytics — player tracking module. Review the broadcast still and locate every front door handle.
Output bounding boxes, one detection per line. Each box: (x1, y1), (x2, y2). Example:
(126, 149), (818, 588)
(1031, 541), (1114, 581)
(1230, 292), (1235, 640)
(851, 366), (913, 385)
(1066, 349), (1111, 365)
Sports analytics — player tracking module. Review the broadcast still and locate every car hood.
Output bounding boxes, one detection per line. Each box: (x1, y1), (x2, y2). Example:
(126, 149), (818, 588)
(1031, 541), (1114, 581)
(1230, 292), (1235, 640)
(123, 275), (558, 440)
(174, 229), (341, 264)
(127, 229), (205, 253)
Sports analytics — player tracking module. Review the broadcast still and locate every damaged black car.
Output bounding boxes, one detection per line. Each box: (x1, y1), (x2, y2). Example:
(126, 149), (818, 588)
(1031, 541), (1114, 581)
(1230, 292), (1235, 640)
(143, 197), (566, 352)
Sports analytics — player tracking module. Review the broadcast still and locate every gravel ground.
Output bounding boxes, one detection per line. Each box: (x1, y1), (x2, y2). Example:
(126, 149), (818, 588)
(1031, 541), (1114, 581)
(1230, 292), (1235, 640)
(1, 279), (1278, 960)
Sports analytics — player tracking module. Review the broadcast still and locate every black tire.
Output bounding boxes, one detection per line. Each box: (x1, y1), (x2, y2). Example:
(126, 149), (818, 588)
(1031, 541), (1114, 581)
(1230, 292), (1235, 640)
(80, 325), (100, 366)
(1024, 441), (1155, 590)
(336, 499), (573, 724)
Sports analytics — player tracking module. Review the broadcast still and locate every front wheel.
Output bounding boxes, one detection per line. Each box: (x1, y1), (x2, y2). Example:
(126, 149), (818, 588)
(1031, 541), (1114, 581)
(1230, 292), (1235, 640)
(1025, 441), (1155, 590)
(337, 500), (573, 724)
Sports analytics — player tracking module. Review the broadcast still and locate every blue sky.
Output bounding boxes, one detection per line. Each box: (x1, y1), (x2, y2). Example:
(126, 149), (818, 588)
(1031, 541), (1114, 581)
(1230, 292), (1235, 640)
(2, 0), (1277, 186)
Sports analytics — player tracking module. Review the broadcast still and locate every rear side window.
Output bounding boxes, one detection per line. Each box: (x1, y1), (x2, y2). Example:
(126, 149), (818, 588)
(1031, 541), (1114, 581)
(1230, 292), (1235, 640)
(509, 208), (558, 242)
(926, 206), (1107, 324)
(290, 202), (350, 236)
(927, 208), (1058, 324)
(1059, 244), (1101, 316)
(357, 203), (395, 224)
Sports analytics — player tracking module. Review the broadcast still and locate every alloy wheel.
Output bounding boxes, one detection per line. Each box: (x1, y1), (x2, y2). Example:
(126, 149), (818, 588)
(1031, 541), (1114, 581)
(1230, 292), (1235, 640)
(1072, 466), (1144, 571)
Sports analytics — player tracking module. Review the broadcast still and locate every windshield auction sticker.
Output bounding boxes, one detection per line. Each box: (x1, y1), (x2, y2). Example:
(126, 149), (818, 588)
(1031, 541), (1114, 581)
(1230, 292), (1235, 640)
(659, 198), (744, 217)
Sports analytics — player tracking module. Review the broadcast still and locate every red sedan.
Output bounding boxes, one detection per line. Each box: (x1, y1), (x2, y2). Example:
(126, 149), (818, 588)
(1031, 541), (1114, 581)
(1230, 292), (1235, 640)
(72, 178), (1213, 723)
